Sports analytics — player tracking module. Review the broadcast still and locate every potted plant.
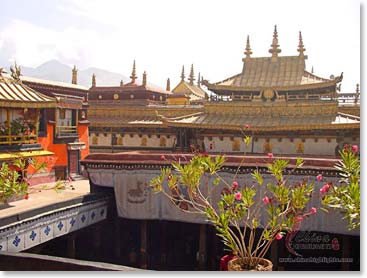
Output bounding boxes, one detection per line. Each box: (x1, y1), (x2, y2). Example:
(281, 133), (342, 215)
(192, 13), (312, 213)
(321, 145), (360, 230)
(0, 157), (48, 206)
(150, 154), (316, 271)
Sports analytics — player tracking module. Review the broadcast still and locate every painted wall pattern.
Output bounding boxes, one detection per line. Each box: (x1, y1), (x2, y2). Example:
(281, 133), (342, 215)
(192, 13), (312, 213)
(0, 200), (108, 253)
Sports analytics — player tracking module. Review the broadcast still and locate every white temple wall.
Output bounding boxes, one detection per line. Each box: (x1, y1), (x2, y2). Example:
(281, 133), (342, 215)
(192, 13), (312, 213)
(203, 136), (339, 156)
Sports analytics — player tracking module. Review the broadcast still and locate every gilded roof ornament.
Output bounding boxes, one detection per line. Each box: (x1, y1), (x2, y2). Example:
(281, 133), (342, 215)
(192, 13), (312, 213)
(180, 65), (185, 81)
(120, 79), (124, 86)
(72, 65), (78, 84)
(142, 71), (147, 86)
(269, 25), (281, 59)
(166, 78), (171, 91)
(197, 72), (201, 87)
(245, 35), (252, 59)
(92, 73), (96, 87)
(10, 61), (22, 81)
(189, 64), (195, 85)
(130, 60), (137, 83)
(297, 31), (307, 58)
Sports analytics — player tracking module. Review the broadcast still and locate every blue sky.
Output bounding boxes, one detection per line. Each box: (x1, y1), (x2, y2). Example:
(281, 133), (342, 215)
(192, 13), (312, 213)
(0, 0), (361, 92)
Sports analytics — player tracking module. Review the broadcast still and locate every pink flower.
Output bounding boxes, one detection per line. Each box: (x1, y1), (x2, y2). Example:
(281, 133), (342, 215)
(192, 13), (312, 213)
(267, 153), (273, 158)
(232, 181), (239, 190)
(296, 216), (304, 222)
(320, 183), (331, 194)
(316, 174), (323, 181)
(262, 196), (270, 205)
(234, 192), (242, 200)
(352, 145), (358, 153)
(310, 207), (317, 215)
(276, 233), (283, 240)
(160, 155), (166, 160)
(245, 124), (250, 129)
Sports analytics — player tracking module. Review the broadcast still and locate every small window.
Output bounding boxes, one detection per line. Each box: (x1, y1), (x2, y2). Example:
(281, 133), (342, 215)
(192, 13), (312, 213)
(141, 136), (147, 146)
(59, 109), (65, 120)
(232, 139), (240, 151)
(92, 135), (98, 145)
(117, 136), (123, 145)
(160, 136), (167, 147)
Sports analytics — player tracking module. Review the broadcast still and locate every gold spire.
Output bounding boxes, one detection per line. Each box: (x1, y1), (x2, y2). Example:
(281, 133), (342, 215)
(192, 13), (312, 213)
(72, 65), (78, 84)
(245, 35), (252, 59)
(142, 71), (147, 86)
(197, 72), (201, 87)
(130, 60), (137, 83)
(297, 31), (306, 58)
(166, 78), (171, 91)
(269, 25), (281, 60)
(120, 79), (124, 86)
(180, 65), (185, 81)
(189, 64), (195, 85)
(92, 73), (96, 87)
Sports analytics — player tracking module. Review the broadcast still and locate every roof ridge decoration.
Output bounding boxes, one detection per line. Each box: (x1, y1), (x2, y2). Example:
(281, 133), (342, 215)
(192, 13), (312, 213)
(92, 73), (96, 87)
(297, 31), (307, 59)
(72, 65), (78, 84)
(189, 64), (195, 85)
(130, 60), (137, 84)
(142, 71), (147, 86)
(244, 35), (252, 60)
(10, 61), (22, 82)
(269, 25), (281, 61)
(166, 78), (171, 91)
(197, 72), (201, 87)
(180, 65), (185, 81)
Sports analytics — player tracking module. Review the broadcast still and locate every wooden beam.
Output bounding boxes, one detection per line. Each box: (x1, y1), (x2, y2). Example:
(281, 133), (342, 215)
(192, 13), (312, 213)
(198, 224), (207, 270)
(140, 220), (148, 269)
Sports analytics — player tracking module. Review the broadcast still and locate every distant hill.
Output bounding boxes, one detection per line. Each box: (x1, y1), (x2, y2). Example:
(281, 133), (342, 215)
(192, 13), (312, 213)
(6, 60), (161, 88)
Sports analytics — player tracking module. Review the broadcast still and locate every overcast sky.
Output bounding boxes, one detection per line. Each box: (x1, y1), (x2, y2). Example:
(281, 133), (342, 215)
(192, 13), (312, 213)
(0, 0), (361, 92)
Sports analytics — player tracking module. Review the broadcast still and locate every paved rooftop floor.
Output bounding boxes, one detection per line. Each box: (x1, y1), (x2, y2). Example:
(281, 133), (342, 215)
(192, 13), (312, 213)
(0, 179), (91, 221)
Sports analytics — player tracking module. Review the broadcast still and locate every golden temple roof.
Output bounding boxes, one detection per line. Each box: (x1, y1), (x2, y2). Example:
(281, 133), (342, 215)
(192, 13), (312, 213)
(206, 27), (342, 92)
(0, 74), (56, 108)
(211, 56), (339, 90)
(171, 80), (207, 101)
(162, 112), (359, 132)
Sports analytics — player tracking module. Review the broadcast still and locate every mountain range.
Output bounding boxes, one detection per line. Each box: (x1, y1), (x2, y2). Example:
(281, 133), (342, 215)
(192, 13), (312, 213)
(4, 60), (161, 88)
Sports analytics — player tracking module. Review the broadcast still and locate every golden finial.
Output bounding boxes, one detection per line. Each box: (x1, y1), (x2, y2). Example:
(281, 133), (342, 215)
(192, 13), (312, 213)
(10, 61), (21, 81)
(180, 65), (185, 81)
(189, 64), (195, 85)
(120, 79), (124, 86)
(130, 60), (137, 83)
(166, 78), (171, 91)
(297, 31), (306, 58)
(92, 73), (96, 87)
(269, 25), (281, 59)
(72, 65), (78, 84)
(197, 72), (201, 87)
(245, 35), (252, 59)
(142, 71), (147, 86)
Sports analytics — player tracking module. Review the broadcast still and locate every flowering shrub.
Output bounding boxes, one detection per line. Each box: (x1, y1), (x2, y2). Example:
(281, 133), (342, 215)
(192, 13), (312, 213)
(150, 154), (316, 270)
(321, 145), (360, 230)
(0, 157), (46, 204)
